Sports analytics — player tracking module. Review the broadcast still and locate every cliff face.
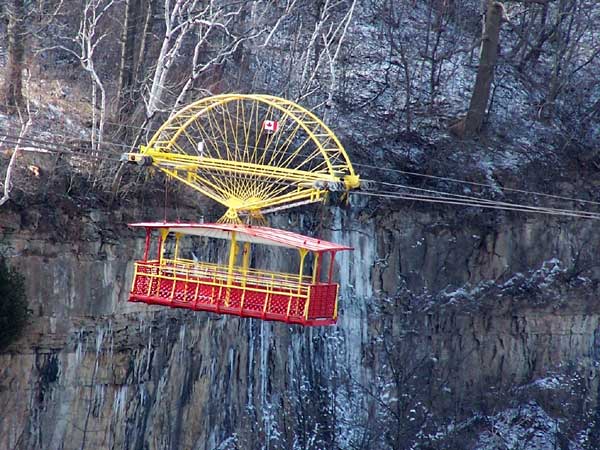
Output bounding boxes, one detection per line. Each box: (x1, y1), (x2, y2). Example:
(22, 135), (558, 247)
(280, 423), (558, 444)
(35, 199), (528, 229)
(1, 200), (599, 450)
(1, 0), (599, 447)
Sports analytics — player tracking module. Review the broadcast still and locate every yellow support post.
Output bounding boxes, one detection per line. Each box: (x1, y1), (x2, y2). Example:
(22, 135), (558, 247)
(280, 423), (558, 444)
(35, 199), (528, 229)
(225, 231), (238, 306)
(263, 273), (275, 318)
(312, 252), (321, 284)
(169, 267), (177, 300)
(174, 233), (182, 260)
(159, 228), (169, 265)
(239, 242), (251, 311)
(131, 262), (139, 293)
(297, 249), (308, 291)
(288, 249), (308, 318)
(304, 286), (311, 320)
(227, 231), (238, 281)
(333, 286), (339, 319)
(241, 242), (251, 278)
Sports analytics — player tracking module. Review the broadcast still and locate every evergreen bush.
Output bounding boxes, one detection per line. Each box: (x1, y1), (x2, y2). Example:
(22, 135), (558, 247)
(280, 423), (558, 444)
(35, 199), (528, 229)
(0, 258), (28, 350)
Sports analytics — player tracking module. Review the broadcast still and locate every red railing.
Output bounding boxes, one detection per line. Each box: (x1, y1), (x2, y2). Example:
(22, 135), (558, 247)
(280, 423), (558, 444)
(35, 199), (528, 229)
(129, 260), (338, 326)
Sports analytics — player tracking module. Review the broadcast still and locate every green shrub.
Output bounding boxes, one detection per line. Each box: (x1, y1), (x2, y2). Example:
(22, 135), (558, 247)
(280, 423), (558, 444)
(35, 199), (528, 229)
(0, 258), (28, 350)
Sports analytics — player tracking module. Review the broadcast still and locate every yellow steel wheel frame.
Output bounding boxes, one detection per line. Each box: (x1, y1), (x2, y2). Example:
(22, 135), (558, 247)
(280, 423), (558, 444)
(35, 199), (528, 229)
(140, 94), (360, 222)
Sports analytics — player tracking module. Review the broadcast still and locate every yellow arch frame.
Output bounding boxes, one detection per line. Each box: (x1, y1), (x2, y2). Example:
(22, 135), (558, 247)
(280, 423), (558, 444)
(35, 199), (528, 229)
(128, 94), (360, 221)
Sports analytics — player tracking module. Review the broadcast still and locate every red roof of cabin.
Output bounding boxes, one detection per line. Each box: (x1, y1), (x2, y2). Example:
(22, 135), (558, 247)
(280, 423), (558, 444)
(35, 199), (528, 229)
(129, 222), (353, 252)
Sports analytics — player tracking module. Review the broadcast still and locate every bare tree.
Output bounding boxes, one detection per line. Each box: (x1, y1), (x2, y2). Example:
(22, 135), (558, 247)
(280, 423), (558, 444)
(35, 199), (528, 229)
(169, 3), (271, 114)
(77, 0), (116, 154)
(44, 0), (116, 153)
(1, 0), (25, 113)
(503, 0), (600, 120)
(539, 0), (594, 120)
(340, 319), (443, 450)
(116, 0), (142, 118)
(132, 0), (156, 90)
(381, 0), (414, 133)
(128, 0), (288, 146)
(0, 71), (33, 206)
(512, 0), (551, 69)
(450, 0), (508, 138)
(291, 0), (357, 105)
(143, 0), (207, 121)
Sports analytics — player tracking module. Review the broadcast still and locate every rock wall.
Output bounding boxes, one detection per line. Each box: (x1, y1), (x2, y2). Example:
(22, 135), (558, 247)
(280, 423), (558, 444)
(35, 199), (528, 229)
(1, 200), (599, 449)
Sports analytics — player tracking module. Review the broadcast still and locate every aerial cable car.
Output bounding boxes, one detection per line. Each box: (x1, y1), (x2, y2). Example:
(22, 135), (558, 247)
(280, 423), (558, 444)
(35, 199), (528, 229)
(123, 94), (361, 325)
(128, 222), (351, 325)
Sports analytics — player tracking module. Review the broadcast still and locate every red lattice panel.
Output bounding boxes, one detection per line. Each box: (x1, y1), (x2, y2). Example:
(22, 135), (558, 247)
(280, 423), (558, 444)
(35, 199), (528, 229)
(242, 289), (266, 313)
(307, 284), (337, 320)
(129, 266), (337, 325)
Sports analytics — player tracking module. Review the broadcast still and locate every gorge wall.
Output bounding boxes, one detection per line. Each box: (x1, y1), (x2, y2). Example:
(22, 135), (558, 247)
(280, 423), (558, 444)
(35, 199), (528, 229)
(0, 197), (599, 450)
(0, 0), (599, 447)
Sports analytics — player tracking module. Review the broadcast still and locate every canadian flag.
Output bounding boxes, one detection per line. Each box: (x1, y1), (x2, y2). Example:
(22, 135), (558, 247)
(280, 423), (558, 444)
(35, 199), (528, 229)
(262, 120), (278, 133)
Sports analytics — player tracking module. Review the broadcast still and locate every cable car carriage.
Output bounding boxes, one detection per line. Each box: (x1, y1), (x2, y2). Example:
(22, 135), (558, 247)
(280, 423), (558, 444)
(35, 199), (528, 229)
(123, 94), (361, 326)
(129, 222), (351, 325)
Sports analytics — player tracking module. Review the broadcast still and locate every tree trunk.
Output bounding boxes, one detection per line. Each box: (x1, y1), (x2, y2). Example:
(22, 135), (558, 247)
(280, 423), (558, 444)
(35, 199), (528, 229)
(116, 0), (141, 117)
(133, 0), (155, 89)
(2, 0), (25, 113)
(540, 0), (572, 120)
(520, 1), (549, 69)
(450, 0), (505, 138)
(397, 41), (413, 133)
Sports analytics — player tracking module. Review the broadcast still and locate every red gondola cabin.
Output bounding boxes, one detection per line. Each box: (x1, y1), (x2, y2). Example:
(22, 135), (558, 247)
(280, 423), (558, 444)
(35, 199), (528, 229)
(128, 222), (352, 326)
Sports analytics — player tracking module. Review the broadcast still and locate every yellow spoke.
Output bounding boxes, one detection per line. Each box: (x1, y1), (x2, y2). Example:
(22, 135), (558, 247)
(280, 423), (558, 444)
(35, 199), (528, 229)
(204, 108), (237, 195)
(275, 137), (318, 171)
(190, 119), (235, 197)
(141, 94), (360, 220)
(264, 120), (303, 168)
(192, 118), (222, 159)
(264, 114), (296, 167)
